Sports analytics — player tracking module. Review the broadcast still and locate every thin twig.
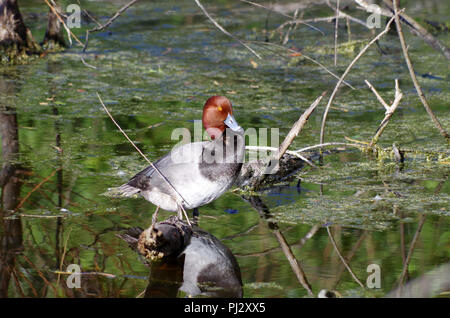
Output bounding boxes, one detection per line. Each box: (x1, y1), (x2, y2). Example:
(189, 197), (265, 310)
(356, 0), (450, 60)
(326, 226), (365, 288)
(238, 0), (323, 35)
(13, 214), (66, 219)
(15, 169), (60, 210)
(76, 0), (102, 28)
(81, 0), (140, 68)
(346, 16), (351, 42)
(397, 214), (427, 288)
(249, 41), (355, 89)
(245, 146), (317, 167)
(194, 0), (261, 59)
(392, 1), (449, 140)
(22, 255), (58, 295)
(365, 80), (390, 111)
(320, 14), (397, 145)
(90, 0), (140, 33)
(11, 269), (26, 297)
(334, 0), (340, 66)
(332, 230), (368, 289)
(278, 4), (369, 31)
(295, 142), (363, 153)
(282, 8), (299, 45)
(56, 227), (73, 288)
(326, 0), (369, 28)
(368, 79), (403, 147)
(297, 224), (320, 250)
(97, 93), (191, 226)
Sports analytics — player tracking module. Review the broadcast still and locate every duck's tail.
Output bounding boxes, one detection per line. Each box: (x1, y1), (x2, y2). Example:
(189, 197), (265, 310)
(101, 184), (141, 198)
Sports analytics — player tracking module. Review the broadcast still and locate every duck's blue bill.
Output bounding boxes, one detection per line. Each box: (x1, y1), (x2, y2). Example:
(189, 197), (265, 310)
(224, 113), (242, 132)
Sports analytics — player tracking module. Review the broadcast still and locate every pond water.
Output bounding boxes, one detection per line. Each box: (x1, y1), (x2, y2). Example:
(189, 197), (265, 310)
(0, 0), (449, 297)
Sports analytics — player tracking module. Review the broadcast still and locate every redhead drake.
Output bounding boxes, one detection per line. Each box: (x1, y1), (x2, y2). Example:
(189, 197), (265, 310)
(118, 96), (245, 220)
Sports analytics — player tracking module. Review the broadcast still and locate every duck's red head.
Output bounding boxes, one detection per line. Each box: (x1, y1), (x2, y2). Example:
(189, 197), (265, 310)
(202, 96), (241, 139)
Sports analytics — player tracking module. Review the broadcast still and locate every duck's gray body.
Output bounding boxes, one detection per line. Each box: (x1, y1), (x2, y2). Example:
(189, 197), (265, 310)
(119, 130), (245, 212)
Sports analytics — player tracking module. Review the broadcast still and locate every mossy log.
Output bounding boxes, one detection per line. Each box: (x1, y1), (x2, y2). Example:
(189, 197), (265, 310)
(118, 216), (192, 261)
(235, 151), (321, 192)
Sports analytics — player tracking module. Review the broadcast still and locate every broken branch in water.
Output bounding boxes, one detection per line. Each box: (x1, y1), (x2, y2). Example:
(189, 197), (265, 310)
(236, 93), (325, 191)
(278, 92), (326, 162)
(320, 14), (397, 145)
(366, 79), (403, 147)
(392, 1), (449, 141)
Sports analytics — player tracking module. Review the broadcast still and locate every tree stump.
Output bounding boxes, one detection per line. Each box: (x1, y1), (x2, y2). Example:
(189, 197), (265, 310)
(0, 0), (41, 64)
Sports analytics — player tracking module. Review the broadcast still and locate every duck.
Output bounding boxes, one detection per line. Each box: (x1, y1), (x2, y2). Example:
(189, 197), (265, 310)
(117, 96), (245, 223)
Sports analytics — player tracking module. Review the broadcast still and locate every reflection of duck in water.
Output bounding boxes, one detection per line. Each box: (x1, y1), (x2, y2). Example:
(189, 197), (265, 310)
(118, 216), (243, 298)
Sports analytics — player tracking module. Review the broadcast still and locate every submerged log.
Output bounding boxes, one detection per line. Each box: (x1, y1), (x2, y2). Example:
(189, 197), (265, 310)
(235, 152), (312, 190)
(236, 93), (325, 191)
(0, 0), (41, 64)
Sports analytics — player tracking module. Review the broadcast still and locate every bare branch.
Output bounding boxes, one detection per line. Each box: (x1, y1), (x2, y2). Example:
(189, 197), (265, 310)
(277, 92), (326, 162)
(320, 14), (397, 145)
(81, 0), (140, 68)
(355, 0), (450, 59)
(365, 80), (390, 111)
(392, 1), (449, 140)
(368, 79), (403, 147)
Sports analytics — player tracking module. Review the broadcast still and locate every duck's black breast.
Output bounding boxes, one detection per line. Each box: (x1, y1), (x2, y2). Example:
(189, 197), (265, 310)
(198, 133), (244, 183)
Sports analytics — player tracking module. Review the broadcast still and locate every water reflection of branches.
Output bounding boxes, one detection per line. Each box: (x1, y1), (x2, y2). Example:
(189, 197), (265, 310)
(244, 195), (314, 296)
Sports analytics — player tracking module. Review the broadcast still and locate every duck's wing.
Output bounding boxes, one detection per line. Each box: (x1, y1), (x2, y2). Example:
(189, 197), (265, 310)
(117, 142), (206, 197)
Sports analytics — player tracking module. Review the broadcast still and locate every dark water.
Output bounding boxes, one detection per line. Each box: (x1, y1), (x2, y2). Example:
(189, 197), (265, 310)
(0, 0), (449, 297)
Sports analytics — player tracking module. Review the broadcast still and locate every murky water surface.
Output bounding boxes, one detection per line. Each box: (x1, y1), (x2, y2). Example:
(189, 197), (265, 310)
(0, 0), (449, 297)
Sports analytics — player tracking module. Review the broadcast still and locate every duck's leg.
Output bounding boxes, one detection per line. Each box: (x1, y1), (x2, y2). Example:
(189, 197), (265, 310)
(192, 208), (199, 225)
(151, 206), (160, 225)
(177, 204), (192, 227)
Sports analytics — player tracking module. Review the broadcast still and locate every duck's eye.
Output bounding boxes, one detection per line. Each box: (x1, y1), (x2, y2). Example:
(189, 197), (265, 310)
(217, 106), (223, 112)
